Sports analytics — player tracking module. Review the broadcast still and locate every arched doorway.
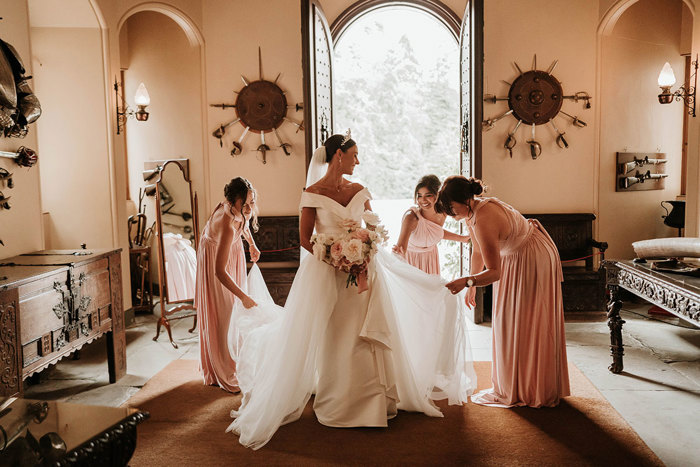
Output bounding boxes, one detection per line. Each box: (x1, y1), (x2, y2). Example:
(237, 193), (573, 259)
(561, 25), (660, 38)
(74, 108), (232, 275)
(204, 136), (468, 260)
(302, 0), (483, 280)
(117, 5), (208, 225)
(597, 0), (694, 257)
(333, 6), (462, 277)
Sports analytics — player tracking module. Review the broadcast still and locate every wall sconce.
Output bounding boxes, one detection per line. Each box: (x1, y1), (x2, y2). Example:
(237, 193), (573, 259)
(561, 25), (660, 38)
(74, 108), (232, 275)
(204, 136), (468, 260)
(114, 79), (151, 134)
(657, 55), (698, 117)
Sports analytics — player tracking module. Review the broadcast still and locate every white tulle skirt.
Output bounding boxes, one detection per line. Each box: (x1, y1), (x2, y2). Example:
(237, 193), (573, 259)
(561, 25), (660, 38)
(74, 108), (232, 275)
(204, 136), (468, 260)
(162, 232), (197, 302)
(226, 249), (476, 449)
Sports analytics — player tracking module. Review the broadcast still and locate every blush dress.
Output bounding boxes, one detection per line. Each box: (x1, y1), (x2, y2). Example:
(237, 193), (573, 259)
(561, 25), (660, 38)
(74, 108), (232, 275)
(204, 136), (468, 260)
(194, 202), (247, 392)
(405, 206), (444, 275)
(467, 197), (570, 408)
(227, 188), (476, 449)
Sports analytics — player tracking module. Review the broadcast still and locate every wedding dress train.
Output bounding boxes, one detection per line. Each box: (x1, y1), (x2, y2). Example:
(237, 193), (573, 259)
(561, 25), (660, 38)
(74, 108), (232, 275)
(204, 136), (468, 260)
(226, 188), (475, 449)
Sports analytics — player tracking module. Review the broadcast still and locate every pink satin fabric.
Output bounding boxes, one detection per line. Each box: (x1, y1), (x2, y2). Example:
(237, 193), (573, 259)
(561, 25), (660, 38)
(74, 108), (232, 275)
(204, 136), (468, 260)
(468, 198), (570, 408)
(405, 207), (444, 275)
(194, 202), (247, 392)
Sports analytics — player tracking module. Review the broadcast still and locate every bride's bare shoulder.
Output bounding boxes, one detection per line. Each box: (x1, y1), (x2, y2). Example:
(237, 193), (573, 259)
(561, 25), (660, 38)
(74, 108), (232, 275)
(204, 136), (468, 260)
(348, 182), (365, 194)
(304, 184), (323, 194)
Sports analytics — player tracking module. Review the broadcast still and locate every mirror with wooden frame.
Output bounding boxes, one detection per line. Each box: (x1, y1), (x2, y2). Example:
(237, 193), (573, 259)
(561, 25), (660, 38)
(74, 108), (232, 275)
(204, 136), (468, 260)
(153, 160), (200, 348)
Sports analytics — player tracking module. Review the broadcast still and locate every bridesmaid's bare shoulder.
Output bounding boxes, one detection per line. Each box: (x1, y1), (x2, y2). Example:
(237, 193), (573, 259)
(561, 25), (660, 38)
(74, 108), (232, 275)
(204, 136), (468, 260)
(401, 209), (419, 230)
(402, 209), (419, 221)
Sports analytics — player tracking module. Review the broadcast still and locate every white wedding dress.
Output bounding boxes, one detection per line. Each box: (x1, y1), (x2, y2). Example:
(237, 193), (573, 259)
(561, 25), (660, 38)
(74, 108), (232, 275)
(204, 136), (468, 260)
(226, 187), (476, 449)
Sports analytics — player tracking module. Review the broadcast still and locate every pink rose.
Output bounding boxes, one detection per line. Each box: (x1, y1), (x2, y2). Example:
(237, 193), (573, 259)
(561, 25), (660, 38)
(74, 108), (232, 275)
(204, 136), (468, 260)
(350, 229), (370, 242)
(330, 242), (344, 261)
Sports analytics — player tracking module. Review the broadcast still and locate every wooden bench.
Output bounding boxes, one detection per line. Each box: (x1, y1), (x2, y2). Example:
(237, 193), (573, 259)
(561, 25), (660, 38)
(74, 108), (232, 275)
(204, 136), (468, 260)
(244, 216), (299, 306)
(523, 213), (608, 312)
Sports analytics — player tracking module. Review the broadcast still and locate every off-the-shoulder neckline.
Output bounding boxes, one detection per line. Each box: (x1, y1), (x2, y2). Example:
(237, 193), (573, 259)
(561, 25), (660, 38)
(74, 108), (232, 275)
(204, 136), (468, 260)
(303, 187), (368, 209)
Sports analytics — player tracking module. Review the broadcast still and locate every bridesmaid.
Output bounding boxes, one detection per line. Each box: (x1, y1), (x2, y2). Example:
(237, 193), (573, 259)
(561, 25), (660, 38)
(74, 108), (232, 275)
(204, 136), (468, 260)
(438, 175), (570, 408)
(393, 174), (470, 275)
(195, 177), (260, 393)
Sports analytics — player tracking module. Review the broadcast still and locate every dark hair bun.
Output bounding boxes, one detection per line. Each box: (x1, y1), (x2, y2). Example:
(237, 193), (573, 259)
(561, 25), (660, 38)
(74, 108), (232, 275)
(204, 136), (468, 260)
(468, 178), (484, 196)
(224, 177), (252, 205)
(323, 134), (356, 163)
(435, 175), (485, 216)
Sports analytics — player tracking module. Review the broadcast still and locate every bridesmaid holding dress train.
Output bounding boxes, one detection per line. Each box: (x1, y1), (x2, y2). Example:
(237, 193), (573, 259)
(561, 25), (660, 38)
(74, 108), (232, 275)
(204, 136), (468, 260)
(195, 177), (260, 393)
(439, 175), (570, 408)
(393, 175), (470, 275)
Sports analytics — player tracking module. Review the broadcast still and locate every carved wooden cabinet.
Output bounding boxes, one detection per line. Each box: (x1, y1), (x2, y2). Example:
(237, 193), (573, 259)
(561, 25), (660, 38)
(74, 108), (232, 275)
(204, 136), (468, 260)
(0, 249), (126, 397)
(245, 216), (299, 306)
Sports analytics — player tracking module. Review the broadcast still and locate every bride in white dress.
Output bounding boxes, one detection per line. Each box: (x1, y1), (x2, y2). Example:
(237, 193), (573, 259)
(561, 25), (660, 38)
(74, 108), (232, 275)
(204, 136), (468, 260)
(227, 132), (476, 449)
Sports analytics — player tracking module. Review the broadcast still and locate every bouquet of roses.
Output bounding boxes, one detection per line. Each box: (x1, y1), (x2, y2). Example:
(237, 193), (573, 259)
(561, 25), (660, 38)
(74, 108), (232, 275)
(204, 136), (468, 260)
(310, 211), (389, 293)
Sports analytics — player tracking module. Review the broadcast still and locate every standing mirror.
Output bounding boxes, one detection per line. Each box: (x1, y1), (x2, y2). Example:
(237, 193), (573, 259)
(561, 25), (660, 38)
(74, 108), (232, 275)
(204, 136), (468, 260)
(153, 160), (199, 348)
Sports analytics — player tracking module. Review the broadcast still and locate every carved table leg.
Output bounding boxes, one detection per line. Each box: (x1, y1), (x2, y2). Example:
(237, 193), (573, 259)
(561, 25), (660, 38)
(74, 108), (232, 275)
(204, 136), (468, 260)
(189, 315), (197, 333)
(107, 254), (127, 383)
(607, 285), (625, 374)
(0, 288), (22, 397)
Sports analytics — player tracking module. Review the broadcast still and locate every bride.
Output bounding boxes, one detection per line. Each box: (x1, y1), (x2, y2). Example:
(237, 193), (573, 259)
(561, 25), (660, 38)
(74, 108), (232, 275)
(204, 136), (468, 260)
(226, 131), (476, 449)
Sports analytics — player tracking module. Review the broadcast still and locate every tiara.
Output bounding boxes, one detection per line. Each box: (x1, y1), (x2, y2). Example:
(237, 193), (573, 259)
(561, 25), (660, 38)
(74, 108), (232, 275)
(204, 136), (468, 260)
(341, 128), (352, 146)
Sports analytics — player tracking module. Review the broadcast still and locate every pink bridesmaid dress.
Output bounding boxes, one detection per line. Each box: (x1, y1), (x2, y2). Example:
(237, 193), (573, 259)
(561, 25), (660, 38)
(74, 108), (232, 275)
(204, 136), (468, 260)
(194, 202), (247, 392)
(467, 198), (570, 408)
(405, 206), (444, 275)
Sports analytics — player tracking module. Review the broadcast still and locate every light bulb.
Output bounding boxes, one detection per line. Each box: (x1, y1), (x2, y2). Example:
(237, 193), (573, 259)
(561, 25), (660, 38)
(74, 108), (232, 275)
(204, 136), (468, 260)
(134, 83), (150, 106)
(658, 62), (676, 88)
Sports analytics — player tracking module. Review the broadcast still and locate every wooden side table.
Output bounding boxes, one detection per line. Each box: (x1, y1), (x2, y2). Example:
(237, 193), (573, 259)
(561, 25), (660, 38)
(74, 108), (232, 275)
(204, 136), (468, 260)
(603, 260), (700, 373)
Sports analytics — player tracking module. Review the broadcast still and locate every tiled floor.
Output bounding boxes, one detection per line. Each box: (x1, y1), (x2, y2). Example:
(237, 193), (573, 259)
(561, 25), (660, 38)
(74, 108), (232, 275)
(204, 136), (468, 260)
(23, 305), (700, 466)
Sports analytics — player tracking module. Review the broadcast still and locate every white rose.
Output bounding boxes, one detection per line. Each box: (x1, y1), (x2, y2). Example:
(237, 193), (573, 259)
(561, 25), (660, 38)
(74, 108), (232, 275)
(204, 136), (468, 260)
(362, 210), (381, 226)
(338, 219), (360, 231)
(312, 241), (326, 261)
(342, 238), (364, 263)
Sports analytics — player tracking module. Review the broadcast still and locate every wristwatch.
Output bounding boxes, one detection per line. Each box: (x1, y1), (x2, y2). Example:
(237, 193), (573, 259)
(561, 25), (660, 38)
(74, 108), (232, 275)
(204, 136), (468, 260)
(466, 276), (475, 287)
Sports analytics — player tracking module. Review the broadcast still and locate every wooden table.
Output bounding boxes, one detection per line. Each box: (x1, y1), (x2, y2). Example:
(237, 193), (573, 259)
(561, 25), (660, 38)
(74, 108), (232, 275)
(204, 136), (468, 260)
(0, 397), (148, 465)
(0, 249), (125, 397)
(603, 260), (700, 373)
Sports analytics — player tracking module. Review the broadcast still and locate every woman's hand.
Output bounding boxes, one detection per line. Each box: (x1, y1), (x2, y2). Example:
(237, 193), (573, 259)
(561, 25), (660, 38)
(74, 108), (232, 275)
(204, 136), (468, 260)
(465, 286), (477, 308)
(446, 277), (467, 295)
(249, 244), (261, 263)
(241, 295), (258, 309)
(392, 244), (405, 256)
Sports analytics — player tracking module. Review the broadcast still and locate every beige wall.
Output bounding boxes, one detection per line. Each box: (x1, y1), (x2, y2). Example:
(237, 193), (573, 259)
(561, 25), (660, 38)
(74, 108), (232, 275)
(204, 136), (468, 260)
(202, 0), (306, 217)
(31, 26), (113, 250)
(482, 0), (598, 215)
(688, 3), (700, 238)
(599, 0), (686, 258)
(0, 1), (43, 259)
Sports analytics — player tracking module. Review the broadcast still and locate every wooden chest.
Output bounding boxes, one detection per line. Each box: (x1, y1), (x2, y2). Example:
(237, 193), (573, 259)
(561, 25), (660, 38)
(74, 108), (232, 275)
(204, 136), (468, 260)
(0, 249), (126, 397)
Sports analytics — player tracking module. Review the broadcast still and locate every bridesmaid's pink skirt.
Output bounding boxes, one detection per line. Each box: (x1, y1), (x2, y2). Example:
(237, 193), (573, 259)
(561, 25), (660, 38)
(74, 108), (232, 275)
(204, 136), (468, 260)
(405, 246), (440, 275)
(472, 223), (570, 408)
(194, 236), (245, 392)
